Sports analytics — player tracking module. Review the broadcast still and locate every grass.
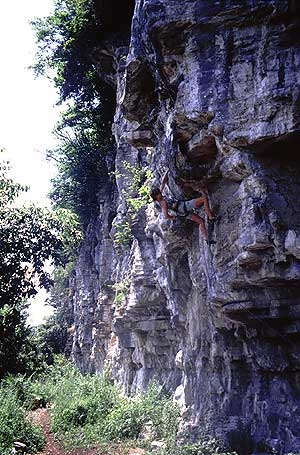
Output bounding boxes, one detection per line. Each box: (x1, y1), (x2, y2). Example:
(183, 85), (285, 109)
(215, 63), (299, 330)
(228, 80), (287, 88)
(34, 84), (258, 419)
(40, 358), (180, 449)
(0, 379), (45, 455)
(1, 356), (238, 455)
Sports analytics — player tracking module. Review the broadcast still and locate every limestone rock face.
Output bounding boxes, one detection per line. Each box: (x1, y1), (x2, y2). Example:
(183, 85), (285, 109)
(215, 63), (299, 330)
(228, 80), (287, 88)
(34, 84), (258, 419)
(70, 1), (300, 453)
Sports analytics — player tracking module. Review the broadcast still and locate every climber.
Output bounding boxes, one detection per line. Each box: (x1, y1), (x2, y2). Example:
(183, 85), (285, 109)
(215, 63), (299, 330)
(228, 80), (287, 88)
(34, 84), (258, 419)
(150, 170), (217, 244)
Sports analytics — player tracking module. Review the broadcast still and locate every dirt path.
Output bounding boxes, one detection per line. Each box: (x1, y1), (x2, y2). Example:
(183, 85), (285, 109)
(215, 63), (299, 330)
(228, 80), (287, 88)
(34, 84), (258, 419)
(30, 408), (98, 455)
(30, 409), (145, 455)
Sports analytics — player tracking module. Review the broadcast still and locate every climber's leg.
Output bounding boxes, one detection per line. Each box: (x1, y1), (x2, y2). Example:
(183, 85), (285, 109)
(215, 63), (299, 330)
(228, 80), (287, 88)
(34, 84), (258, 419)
(194, 196), (215, 220)
(191, 213), (208, 240)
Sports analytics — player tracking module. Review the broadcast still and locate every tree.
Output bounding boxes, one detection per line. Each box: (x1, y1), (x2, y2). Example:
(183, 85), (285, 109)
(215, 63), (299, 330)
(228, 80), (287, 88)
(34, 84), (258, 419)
(30, 313), (69, 366)
(31, 0), (98, 104)
(31, 0), (117, 224)
(48, 102), (114, 227)
(31, 0), (134, 104)
(29, 0), (134, 354)
(0, 155), (81, 377)
(34, 262), (76, 362)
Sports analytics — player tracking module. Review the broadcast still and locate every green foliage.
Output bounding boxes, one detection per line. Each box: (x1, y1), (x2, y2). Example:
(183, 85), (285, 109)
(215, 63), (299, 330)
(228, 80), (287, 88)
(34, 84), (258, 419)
(0, 158), (64, 299)
(155, 439), (238, 455)
(45, 104), (114, 344)
(51, 371), (179, 448)
(1, 361), (237, 455)
(32, 0), (117, 227)
(112, 278), (131, 308)
(48, 261), (75, 311)
(103, 396), (145, 440)
(43, 259), (77, 360)
(30, 314), (69, 366)
(30, 0), (136, 356)
(27, 262), (77, 368)
(50, 368), (118, 433)
(0, 153), (81, 378)
(1, 356), (77, 413)
(31, 0), (121, 333)
(0, 381), (45, 454)
(31, 1), (117, 351)
(0, 155), (80, 304)
(103, 383), (180, 444)
(0, 159), (27, 202)
(1, 204), (61, 294)
(112, 218), (134, 247)
(32, 0), (98, 103)
(0, 308), (61, 379)
(31, 0), (134, 103)
(48, 103), (114, 227)
(121, 162), (153, 216)
(112, 163), (153, 247)
(143, 384), (180, 443)
(31, 355), (78, 401)
(10, 357), (179, 450)
(52, 207), (83, 260)
(2, 374), (47, 411)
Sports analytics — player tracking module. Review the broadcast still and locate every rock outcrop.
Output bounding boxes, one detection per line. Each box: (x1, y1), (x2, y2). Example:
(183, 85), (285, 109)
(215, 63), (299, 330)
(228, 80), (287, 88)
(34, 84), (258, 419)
(70, 1), (300, 453)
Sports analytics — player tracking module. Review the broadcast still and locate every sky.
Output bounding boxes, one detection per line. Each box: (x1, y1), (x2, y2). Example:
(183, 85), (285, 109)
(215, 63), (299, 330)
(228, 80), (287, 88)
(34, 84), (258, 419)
(0, 0), (60, 325)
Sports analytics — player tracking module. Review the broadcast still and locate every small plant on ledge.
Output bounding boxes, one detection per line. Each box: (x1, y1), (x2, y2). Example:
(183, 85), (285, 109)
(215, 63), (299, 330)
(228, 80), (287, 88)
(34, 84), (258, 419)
(112, 162), (153, 248)
(111, 277), (131, 310)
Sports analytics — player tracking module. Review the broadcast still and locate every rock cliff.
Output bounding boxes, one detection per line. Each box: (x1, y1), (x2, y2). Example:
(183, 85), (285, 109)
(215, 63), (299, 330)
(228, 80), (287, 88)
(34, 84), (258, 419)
(70, 1), (300, 453)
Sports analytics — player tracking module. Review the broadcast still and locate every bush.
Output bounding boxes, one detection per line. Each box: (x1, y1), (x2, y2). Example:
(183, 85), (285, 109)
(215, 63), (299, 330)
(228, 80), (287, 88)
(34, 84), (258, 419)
(50, 369), (118, 434)
(0, 382), (45, 455)
(3, 374), (47, 411)
(141, 383), (180, 442)
(15, 357), (180, 449)
(103, 396), (145, 440)
(102, 382), (180, 443)
(0, 359), (238, 455)
(155, 439), (238, 455)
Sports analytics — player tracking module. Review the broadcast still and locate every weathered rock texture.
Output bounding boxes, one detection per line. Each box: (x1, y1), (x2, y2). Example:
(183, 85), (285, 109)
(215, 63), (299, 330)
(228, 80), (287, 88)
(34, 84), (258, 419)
(70, 1), (300, 453)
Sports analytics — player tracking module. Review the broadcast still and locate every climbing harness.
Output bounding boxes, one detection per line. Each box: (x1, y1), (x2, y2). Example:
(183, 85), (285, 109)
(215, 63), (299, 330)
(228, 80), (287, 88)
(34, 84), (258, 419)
(172, 200), (189, 217)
